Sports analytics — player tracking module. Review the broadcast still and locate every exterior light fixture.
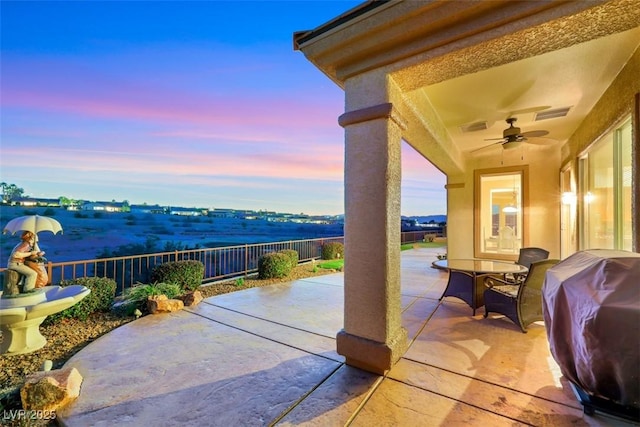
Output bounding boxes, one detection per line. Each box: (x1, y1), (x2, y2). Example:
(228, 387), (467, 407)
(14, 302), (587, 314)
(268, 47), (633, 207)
(562, 192), (577, 205)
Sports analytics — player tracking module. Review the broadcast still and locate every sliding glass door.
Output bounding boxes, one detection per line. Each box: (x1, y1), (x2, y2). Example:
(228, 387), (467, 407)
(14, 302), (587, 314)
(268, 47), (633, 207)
(579, 117), (632, 251)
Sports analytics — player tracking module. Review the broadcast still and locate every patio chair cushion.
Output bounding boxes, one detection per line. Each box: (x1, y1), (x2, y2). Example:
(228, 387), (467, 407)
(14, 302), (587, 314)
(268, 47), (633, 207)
(490, 284), (519, 297)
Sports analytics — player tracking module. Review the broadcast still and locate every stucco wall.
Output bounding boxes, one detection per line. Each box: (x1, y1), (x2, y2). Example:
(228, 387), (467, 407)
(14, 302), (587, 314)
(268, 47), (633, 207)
(446, 146), (561, 260)
(445, 175), (473, 259)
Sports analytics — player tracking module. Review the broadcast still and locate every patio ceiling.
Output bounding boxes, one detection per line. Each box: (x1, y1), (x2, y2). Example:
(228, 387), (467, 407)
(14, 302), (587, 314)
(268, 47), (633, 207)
(295, 0), (640, 160)
(419, 26), (640, 154)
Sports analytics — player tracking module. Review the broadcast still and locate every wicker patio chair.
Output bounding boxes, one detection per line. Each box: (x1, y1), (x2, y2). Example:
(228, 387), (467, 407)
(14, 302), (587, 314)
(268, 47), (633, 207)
(484, 259), (559, 332)
(507, 247), (550, 283)
(517, 247), (550, 268)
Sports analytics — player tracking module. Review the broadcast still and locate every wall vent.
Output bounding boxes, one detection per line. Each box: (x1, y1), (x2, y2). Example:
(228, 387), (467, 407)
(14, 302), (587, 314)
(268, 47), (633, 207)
(535, 107), (571, 121)
(460, 121), (488, 133)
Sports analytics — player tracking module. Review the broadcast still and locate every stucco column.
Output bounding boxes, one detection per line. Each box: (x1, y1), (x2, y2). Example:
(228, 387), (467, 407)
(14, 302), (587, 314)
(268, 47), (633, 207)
(336, 103), (408, 375)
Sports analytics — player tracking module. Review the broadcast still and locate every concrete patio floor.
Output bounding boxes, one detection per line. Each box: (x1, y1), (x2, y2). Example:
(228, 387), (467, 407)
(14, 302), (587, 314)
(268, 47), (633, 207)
(58, 248), (637, 426)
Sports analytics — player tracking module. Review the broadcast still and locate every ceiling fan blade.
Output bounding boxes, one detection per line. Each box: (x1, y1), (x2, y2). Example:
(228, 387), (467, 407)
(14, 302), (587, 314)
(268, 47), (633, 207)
(521, 130), (549, 138)
(484, 137), (506, 141)
(525, 136), (557, 146)
(471, 141), (503, 153)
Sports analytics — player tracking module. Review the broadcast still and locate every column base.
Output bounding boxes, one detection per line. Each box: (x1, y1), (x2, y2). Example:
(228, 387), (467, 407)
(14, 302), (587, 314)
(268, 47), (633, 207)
(336, 327), (408, 375)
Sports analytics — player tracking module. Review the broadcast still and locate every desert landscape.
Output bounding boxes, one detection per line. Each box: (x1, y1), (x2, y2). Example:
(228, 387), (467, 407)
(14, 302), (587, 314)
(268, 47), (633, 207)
(0, 206), (344, 265)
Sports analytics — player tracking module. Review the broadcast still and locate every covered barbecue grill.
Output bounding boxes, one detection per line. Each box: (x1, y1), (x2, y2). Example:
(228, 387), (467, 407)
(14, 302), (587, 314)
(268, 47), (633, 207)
(542, 249), (640, 420)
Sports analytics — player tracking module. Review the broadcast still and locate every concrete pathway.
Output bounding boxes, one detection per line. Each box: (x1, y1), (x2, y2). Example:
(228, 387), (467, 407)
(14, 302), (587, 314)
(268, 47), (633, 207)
(57, 248), (637, 426)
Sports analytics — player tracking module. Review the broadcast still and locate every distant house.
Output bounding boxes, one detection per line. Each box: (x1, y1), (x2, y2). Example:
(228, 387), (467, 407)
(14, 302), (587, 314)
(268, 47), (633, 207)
(209, 208), (236, 218)
(265, 212), (295, 222)
(130, 204), (166, 214)
(12, 197), (61, 207)
(168, 207), (205, 216)
(82, 202), (124, 212)
(235, 210), (257, 219)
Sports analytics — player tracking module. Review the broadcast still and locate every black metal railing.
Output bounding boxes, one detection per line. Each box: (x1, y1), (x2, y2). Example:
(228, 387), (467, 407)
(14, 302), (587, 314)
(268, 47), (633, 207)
(1, 231), (440, 295)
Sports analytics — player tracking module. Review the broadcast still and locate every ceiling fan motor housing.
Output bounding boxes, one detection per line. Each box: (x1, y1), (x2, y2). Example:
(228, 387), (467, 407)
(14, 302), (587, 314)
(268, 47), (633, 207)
(503, 117), (524, 143)
(503, 118), (521, 137)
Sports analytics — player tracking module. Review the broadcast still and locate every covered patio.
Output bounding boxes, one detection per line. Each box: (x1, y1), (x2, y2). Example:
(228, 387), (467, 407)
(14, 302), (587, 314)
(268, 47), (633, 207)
(57, 248), (635, 425)
(294, 0), (639, 374)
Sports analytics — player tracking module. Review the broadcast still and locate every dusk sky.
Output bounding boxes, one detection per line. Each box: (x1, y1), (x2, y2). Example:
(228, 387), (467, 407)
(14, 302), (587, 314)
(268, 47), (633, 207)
(1, 1), (446, 216)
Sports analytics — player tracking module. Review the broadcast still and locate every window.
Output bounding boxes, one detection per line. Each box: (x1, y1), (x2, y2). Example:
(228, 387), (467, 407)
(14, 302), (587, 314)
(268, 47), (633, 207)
(579, 117), (632, 251)
(475, 166), (528, 260)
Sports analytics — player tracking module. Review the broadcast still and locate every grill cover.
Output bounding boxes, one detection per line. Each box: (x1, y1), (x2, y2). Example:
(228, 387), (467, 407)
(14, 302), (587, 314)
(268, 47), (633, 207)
(542, 249), (640, 407)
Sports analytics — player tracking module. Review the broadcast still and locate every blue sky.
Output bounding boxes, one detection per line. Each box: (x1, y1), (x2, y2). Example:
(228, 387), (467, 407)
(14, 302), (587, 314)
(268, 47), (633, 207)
(1, 1), (446, 216)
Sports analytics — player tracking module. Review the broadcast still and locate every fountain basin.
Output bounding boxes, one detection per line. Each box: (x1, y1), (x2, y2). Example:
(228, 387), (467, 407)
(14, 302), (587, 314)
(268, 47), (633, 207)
(1, 288), (47, 308)
(0, 285), (90, 355)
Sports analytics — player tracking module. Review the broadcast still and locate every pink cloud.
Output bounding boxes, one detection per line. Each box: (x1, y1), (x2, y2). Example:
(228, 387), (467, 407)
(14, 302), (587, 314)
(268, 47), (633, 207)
(2, 143), (344, 182)
(1, 44), (445, 215)
(2, 53), (343, 132)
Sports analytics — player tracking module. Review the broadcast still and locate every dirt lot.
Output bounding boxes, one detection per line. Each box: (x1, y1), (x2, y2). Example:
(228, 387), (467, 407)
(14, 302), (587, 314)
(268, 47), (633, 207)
(0, 206), (343, 264)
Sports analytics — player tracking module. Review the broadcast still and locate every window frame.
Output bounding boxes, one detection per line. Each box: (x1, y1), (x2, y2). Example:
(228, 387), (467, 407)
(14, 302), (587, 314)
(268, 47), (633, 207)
(474, 165), (529, 260)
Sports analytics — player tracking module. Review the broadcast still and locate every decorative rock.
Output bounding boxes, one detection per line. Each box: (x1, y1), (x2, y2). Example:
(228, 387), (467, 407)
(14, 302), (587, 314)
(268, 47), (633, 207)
(147, 295), (184, 314)
(21, 367), (83, 412)
(178, 290), (203, 307)
(42, 359), (53, 372)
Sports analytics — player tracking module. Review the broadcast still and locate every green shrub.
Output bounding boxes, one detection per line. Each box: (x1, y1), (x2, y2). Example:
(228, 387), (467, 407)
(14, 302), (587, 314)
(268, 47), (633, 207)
(278, 249), (299, 269)
(45, 277), (117, 324)
(321, 242), (344, 260)
(258, 252), (292, 279)
(150, 260), (204, 292)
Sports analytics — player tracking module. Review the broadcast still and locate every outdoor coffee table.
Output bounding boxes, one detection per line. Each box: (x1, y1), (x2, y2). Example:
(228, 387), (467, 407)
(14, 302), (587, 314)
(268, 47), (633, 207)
(433, 259), (528, 315)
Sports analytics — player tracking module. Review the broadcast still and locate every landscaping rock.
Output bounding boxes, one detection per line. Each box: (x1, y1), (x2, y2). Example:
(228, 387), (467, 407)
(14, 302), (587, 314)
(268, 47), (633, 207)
(178, 290), (203, 307)
(21, 367), (82, 411)
(147, 295), (184, 314)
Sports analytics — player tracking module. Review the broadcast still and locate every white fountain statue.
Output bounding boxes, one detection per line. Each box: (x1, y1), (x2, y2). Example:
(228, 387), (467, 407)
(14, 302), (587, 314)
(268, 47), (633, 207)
(0, 285), (90, 355)
(1, 215), (90, 355)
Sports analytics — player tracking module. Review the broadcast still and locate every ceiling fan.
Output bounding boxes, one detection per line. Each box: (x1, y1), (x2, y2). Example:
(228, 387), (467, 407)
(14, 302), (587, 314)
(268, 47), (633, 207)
(472, 118), (555, 153)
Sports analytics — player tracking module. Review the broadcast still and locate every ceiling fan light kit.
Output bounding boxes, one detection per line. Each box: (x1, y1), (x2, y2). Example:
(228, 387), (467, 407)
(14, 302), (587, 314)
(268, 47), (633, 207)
(502, 140), (522, 150)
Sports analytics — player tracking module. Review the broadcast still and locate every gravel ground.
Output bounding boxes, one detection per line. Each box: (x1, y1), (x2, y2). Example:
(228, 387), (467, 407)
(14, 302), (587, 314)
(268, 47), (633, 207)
(0, 262), (338, 425)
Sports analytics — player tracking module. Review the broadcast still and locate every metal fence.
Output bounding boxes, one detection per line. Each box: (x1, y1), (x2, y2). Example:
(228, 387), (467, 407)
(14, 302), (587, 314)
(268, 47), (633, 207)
(2, 231), (439, 295)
